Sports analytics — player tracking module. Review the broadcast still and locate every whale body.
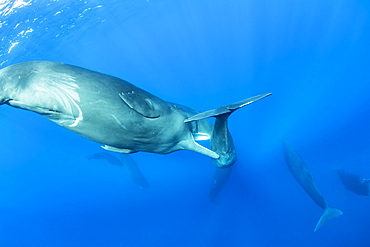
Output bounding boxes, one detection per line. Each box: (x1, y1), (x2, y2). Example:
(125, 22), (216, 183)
(0, 61), (271, 168)
(282, 141), (342, 231)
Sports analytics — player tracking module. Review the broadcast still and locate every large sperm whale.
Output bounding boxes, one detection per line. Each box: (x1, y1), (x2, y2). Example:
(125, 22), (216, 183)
(0, 61), (270, 168)
(282, 141), (342, 231)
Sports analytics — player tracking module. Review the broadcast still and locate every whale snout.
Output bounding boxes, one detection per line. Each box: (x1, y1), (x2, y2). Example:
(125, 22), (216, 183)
(0, 97), (11, 105)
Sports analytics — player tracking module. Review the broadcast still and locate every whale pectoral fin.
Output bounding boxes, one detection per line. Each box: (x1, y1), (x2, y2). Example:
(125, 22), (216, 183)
(101, 145), (138, 154)
(184, 93), (272, 122)
(119, 91), (160, 118)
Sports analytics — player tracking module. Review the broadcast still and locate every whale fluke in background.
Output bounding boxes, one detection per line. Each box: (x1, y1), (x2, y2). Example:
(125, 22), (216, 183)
(87, 152), (123, 167)
(337, 169), (370, 196)
(208, 166), (233, 204)
(282, 141), (342, 232)
(119, 154), (149, 189)
(88, 152), (149, 189)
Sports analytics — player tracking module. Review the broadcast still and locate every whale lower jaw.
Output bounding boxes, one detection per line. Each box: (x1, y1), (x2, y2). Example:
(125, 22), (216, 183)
(178, 137), (220, 159)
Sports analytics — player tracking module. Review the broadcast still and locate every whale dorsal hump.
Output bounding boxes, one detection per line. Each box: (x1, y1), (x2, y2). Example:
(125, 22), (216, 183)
(119, 91), (160, 118)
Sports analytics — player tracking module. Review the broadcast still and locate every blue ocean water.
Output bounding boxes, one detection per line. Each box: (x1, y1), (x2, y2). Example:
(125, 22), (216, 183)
(1, 0), (370, 246)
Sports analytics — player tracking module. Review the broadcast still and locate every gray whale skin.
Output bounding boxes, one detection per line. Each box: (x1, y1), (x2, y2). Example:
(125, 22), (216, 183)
(0, 61), (271, 168)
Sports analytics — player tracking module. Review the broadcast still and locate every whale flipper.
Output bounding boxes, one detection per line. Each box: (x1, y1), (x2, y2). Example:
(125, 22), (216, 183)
(102, 145), (137, 154)
(119, 92), (161, 118)
(315, 207), (343, 232)
(184, 93), (272, 123)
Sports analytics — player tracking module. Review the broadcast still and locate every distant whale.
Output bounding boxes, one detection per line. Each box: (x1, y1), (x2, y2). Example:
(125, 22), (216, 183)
(0, 61), (271, 168)
(88, 152), (124, 167)
(88, 152), (149, 189)
(208, 166), (233, 204)
(282, 141), (342, 231)
(337, 169), (370, 196)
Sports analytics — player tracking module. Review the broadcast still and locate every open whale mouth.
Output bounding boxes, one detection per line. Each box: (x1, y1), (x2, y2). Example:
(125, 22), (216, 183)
(6, 98), (83, 127)
(39, 107), (64, 116)
(38, 104), (83, 127)
(0, 99), (11, 105)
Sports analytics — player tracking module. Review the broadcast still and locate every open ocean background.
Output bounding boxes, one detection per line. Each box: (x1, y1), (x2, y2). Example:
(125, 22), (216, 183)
(1, 0), (370, 246)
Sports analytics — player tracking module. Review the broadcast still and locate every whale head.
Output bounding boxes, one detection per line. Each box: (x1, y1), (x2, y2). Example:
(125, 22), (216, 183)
(0, 62), (83, 127)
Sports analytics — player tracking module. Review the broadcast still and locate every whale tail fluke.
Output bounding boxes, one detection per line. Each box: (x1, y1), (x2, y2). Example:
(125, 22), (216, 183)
(314, 207), (343, 232)
(184, 93), (272, 168)
(184, 93), (272, 123)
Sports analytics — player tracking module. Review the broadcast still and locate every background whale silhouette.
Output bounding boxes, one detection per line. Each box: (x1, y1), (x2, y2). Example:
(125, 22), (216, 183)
(282, 141), (342, 231)
(88, 152), (150, 189)
(337, 170), (370, 196)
